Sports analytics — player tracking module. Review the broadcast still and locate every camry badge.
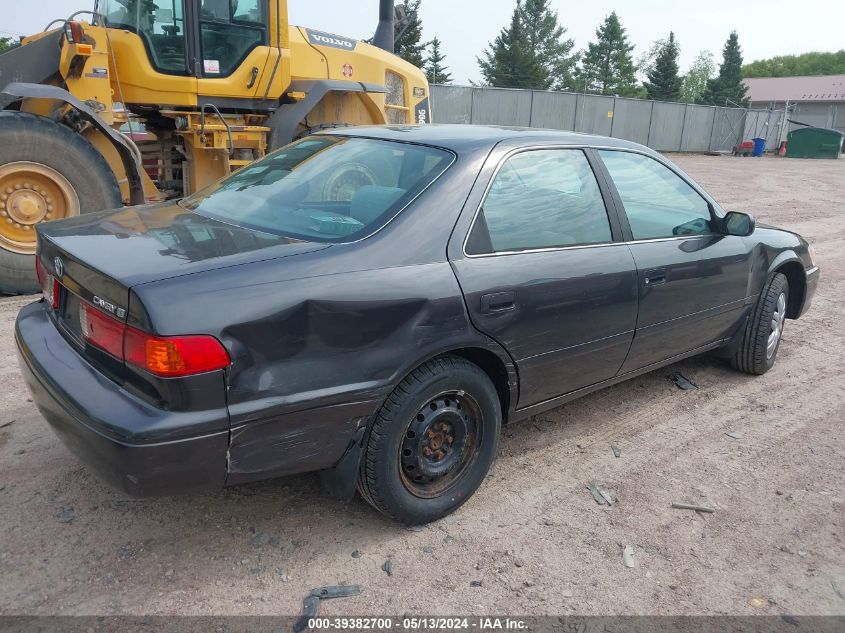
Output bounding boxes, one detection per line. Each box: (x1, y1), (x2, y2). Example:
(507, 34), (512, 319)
(53, 256), (64, 278)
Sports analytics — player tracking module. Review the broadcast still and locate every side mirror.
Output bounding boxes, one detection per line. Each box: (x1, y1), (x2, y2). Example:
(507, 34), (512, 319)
(723, 211), (755, 237)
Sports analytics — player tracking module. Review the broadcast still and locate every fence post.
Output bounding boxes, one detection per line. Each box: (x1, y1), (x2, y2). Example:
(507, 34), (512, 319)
(528, 90), (535, 128)
(609, 97), (617, 138)
(646, 100), (655, 149)
(679, 104), (689, 152)
(707, 106), (718, 152)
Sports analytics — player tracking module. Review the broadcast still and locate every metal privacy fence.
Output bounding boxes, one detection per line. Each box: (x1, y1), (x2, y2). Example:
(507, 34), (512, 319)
(430, 84), (780, 153)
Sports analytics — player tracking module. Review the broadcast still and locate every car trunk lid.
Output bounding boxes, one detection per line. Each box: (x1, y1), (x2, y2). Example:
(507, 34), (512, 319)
(35, 202), (329, 394)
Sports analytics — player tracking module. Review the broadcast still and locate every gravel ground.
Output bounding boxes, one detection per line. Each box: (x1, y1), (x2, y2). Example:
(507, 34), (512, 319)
(0, 155), (843, 617)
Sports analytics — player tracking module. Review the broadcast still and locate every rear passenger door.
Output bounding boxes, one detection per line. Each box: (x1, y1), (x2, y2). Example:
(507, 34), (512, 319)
(449, 147), (639, 408)
(597, 150), (752, 372)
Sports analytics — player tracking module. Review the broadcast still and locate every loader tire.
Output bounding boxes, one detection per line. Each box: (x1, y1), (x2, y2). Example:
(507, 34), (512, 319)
(0, 112), (122, 295)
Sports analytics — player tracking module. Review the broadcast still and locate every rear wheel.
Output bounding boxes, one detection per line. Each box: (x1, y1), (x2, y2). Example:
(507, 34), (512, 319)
(357, 356), (502, 524)
(0, 112), (122, 294)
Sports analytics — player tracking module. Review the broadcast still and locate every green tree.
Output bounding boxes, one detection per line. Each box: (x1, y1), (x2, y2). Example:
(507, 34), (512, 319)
(477, 3), (537, 88)
(680, 50), (715, 103)
(701, 31), (749, 106)
(394, 0), (426, 68)
(643, 32), (682, 101)
(0, 37), (16, 53)
(425, 37), (452, 84)
(519, 0), (578, 90)
(742, 50), (845, 77)
(575, 12), (638, 96)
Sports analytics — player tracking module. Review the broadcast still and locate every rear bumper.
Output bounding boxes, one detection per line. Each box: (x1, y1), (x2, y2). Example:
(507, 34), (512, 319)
(15, 301), (228, 496)
(799, 266), (820, 317)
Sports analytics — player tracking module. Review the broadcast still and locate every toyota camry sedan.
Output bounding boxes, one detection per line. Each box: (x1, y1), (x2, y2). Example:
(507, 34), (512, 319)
(16, 125), (819, 524)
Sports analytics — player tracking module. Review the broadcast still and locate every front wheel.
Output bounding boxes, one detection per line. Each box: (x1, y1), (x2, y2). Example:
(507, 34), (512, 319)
(357, 356), (502, 524)
(732, 273), (789, 375)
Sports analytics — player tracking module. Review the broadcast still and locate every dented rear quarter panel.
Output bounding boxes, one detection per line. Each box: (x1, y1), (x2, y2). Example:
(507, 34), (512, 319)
(129, 148), (515, 482)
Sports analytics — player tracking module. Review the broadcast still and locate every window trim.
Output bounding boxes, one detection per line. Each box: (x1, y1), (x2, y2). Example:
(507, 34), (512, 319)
(103, 0), (191, 76)
(594, 147), (724, 243)
(462, 146), (622, 259)
(197, 0), (269, 78)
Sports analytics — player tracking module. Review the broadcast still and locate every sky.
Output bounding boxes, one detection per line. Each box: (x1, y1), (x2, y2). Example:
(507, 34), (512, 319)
(3, 0), (844, 84)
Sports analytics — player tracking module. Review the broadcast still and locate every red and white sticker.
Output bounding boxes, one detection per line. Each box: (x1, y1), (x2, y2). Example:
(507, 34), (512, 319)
(203, 59), (220, 74)
(342, 63), (353, 78)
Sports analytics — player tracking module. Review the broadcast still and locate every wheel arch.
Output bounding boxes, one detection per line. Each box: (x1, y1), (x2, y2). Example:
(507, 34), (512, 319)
(266, 79), (387, 150)
(0, 82), (144, 205)
(768, 251), (806, 319)
(386, 343), (518, 424)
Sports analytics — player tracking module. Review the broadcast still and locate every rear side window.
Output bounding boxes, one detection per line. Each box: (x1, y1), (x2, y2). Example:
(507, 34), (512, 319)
(182, 136), (453, 242)
(466, 149), (612, 255)
(599, 150), (714, 240)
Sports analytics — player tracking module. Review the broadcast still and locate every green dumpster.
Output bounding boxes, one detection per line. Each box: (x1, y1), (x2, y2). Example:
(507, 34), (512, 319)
(786, 127), (844, 159)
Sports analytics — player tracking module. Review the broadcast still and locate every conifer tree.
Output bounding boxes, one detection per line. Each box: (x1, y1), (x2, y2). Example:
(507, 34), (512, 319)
(575, 12), (638, 96)
(644, 32), (682, 101)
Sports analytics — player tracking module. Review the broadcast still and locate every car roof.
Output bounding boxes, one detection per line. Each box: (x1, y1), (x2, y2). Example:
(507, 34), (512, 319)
(324, 123), (649, 154)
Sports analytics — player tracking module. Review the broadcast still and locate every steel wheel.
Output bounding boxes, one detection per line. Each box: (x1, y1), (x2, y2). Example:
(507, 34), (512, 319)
(767, 292), (787, 359)
(0, 161), (80, 254)
(399, 391), (483, 498)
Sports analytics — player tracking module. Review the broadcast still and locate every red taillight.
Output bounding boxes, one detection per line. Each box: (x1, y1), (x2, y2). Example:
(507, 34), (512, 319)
(124, 329), (231, 377)
(35, 256), (45, 288)
(79, 302), (230, 377)
(35, 257), (60, 309)
(80, 302), (124, 358)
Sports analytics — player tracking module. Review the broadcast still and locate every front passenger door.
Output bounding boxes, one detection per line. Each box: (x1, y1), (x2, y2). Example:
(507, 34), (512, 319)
(450, 148), (638, 408)
(598, 150), (753, 373)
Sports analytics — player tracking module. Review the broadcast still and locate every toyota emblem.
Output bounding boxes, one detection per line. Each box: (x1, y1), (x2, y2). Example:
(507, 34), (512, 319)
(53, 256), (64, 278)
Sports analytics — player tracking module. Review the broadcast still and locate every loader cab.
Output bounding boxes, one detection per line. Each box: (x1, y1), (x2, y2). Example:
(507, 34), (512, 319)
(100, 0), (271, 78)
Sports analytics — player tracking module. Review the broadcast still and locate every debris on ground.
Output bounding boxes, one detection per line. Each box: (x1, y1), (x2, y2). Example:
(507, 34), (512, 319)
(611, 445), (622, 458)
(382, 559), (393, 577)
(54, 507), (74, 524)
(0, 419), (14, 429)
(470, 580), (482, 587)
(596, 485), (616, 505)
(832, 580), (844, 600)
(725, 431), (744, 439)
(587, 482), (606, 505)
(671, 372), (698, 390)
(671, 502), (715, 513)
(295, 585), (362, 632)
(351, 550), (361, 558)
(622, 545), (636, 568)
(586, 481), (616, 506)
(749, 596), (771, 609)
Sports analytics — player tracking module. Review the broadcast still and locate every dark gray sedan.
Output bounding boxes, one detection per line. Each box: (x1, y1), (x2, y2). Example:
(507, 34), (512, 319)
(16, 125), (819, 524)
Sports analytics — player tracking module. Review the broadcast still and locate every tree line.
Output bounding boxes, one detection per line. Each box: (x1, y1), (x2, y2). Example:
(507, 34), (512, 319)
(394, 0), (750, 106)
(743, 50), (845, 78)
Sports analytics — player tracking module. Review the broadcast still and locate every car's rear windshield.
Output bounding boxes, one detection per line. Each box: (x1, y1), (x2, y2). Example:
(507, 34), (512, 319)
(181, 136), (454, 242)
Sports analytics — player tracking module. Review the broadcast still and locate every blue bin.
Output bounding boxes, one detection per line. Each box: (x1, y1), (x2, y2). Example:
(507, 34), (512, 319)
(752, 137), (766, 157)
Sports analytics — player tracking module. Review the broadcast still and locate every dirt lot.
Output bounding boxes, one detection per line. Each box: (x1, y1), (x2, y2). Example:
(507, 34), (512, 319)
(0, 155), (843, 617)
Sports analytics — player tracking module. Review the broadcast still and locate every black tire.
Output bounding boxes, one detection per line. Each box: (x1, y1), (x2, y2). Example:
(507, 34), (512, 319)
(357, 356), (502, 524)
(732, 273), (789, 375)
(0, 112), (122, 295)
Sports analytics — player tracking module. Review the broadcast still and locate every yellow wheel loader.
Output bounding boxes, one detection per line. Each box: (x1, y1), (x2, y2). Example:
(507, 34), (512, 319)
(0, 0), (430, 294)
